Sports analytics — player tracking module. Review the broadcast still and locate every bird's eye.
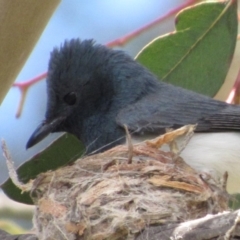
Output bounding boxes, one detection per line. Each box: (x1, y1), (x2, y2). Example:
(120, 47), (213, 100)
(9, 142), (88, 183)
(63, 92), (77, 105)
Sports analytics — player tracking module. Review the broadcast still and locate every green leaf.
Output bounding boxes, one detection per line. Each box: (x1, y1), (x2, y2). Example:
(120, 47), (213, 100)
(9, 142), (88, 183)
(136, 0), (238, 97)
(1, 133), (84, 204)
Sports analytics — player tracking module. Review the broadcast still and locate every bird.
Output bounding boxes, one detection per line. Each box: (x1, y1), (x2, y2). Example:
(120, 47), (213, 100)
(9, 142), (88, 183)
(26, 39), (240, 193)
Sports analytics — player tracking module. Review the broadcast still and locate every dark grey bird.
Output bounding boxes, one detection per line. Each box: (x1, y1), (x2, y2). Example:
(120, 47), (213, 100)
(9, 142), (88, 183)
(26, 39), (240, 193)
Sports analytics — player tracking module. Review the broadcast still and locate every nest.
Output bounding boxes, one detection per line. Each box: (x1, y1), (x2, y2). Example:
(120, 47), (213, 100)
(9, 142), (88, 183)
(25, 126), (229, 239)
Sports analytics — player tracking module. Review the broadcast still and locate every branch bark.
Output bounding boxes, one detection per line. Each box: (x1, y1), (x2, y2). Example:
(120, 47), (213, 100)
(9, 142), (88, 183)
(137, 210), (240, 240)
(1, 210), (240, 240)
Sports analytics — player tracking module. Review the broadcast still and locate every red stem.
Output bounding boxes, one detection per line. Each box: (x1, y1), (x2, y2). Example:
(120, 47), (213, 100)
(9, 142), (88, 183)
(12, 0), (200, 118)
(106, 0), (199, 47)
(13, 72), (47, 118)
(13, 72), (47, 88)
(226, 68), (240, 104)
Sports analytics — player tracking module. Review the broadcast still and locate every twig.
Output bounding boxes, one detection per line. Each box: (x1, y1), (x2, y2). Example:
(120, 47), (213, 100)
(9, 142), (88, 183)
(13, 72), (47, 118)
(1, 139), (33, 192)
(12, 0), (199, 117)
(107, 0), (199, 47)
(225, 210), (240, 240)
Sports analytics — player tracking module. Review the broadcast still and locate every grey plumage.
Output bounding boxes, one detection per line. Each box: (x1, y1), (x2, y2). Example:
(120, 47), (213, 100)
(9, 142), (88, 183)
(27, 39), (240, 154)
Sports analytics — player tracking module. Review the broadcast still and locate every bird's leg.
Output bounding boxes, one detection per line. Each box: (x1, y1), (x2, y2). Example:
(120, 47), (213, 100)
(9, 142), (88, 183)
(123, 125), (133, 164)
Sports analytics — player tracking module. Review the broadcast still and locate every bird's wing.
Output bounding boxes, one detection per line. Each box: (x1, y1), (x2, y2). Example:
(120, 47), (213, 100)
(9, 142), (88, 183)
(116, 91), (240, 134)
(198, 107), (240, 131)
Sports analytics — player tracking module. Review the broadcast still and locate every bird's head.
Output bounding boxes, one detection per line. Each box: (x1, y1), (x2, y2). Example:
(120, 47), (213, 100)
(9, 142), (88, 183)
(26, 39), (116, 149)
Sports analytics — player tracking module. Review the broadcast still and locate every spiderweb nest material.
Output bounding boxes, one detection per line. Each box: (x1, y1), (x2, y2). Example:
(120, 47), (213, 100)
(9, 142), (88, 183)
(25, 126), (230, 239)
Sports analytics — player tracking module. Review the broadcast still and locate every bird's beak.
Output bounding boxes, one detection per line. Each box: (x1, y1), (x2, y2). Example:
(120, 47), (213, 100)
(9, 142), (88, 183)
(26, 117), (64, 149)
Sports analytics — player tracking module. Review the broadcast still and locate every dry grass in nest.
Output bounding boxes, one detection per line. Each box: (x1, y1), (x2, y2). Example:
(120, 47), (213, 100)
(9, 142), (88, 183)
(7, 126), (230, 239)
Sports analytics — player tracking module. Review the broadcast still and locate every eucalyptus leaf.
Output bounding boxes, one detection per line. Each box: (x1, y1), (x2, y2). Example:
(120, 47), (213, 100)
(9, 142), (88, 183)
(136, 0), (237, 97)
(1, 133), (84, 204)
